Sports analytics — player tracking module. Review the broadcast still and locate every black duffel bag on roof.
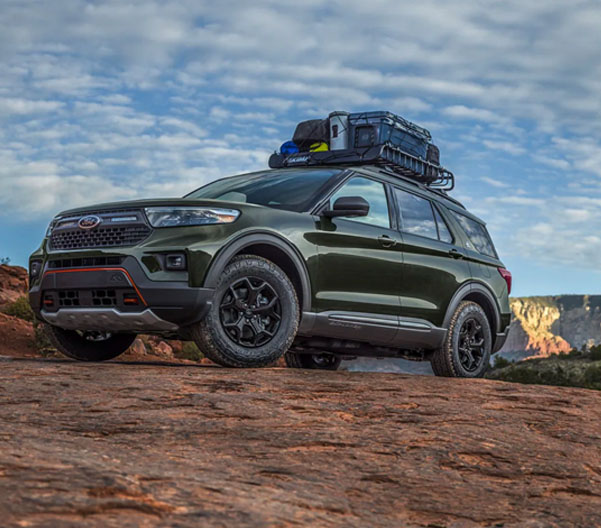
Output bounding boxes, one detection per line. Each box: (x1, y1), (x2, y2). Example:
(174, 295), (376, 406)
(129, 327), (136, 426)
(293, 119), (329, 151)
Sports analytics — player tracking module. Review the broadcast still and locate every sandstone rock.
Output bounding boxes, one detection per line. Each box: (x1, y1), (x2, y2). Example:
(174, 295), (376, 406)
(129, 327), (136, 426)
(0, 312), (36, 356)
(143, 336), (175, 359)
(0, 357), (600, 527)
(129, 338), (148, 356)
(0, 264), (28, 306)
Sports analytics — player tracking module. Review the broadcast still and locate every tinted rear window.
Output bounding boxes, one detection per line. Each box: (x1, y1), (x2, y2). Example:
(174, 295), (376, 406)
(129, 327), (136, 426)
(186, 169), (341, 212)
(451, 211), (497, 258)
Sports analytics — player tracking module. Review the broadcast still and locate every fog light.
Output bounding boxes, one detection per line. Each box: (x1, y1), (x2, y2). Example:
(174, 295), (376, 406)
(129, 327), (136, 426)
(30, 260), (42, 281)
(165, 253), (186, 271)
(123, 294), (140, 305)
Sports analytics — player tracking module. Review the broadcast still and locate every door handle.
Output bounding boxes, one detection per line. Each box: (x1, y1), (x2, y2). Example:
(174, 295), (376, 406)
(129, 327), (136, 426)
(448, 248), (464, 259)
(378, 235), (396, 248)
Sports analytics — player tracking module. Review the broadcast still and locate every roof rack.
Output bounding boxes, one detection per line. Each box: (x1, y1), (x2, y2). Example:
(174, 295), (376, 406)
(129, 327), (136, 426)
(269, 143), (455, 192)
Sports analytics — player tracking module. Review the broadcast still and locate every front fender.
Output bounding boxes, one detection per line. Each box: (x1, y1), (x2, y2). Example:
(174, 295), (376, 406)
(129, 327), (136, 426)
(202, 231), (313, 313)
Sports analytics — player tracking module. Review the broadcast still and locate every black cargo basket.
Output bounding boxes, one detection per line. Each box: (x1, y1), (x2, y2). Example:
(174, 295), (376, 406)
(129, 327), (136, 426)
(269, 143), (455, 191)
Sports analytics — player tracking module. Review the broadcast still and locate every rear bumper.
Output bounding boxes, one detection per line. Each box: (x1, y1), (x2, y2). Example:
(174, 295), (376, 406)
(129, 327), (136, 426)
(492, 330), (509, 354)
(29, 256), (214, 333)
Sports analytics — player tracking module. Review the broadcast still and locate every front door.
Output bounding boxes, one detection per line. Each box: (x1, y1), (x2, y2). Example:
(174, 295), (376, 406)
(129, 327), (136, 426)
(310, 175), (403, 344)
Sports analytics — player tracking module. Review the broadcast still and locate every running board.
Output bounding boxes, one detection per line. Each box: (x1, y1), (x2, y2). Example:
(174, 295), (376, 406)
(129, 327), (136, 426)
(298, 311), (446, 350)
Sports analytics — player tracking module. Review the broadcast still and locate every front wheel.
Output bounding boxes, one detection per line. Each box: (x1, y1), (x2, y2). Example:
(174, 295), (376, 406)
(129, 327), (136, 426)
(430, 301), (492, 378)
(47, 325), (136, 362)
(285, 351), (342, 370)
(192, 255), (299, 368)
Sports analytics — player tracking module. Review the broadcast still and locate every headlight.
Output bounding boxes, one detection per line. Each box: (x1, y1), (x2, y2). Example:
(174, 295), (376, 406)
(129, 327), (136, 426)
(144, 207), (240, 228)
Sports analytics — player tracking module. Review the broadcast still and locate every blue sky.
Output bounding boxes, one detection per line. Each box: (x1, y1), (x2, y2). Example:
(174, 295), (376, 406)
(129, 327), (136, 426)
(1, 0), (601, 297)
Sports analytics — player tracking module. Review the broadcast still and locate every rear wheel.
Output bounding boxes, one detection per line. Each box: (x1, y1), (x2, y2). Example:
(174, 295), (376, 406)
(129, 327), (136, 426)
(192, 255), (299, 368)
(285, 351), (342, 370)
(430, 301), (492, 378)
(47, 325), (136, 362)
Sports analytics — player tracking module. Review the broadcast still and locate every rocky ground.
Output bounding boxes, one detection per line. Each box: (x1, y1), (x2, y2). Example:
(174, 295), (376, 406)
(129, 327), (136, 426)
(1, 355), (601, 527)
(2, 264), (601, 526)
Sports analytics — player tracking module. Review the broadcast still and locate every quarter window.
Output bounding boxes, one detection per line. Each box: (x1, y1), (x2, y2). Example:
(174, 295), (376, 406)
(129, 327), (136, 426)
(328, 176), (391, 228)
(451, 211), (497, 257)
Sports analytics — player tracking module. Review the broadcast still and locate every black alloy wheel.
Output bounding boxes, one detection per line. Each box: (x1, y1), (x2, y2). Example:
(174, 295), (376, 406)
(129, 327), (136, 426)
(284, 350), (342, 370)
(192, 255), (299, 368)
(457, 317), (486, 373)
(219, 277), (282, 348)
(310, 353), (340, 369)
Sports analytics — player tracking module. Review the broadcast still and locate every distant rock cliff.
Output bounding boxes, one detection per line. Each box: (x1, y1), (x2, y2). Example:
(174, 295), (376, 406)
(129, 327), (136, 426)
(499, 295), (601, 361)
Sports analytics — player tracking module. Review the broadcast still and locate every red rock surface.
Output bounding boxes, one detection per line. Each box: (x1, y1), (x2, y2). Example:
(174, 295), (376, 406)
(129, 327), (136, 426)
(0, 312), (37, 356)
(0, 356), (600, 527)
(0, 264), (28, 305)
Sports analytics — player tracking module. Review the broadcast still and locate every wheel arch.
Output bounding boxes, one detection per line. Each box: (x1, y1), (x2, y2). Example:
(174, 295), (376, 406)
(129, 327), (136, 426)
(443, 281), (501, 336)
(203, 232), (312, 312)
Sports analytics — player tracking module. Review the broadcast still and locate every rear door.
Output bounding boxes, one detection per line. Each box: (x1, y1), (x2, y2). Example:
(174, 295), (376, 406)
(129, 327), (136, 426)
(445, 209), (507, 301)
(392, 187), (471, 328)
(311, 174), (403, 343)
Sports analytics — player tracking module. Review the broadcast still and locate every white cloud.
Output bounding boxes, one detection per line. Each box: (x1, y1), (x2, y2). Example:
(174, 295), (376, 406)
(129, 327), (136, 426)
(443, 105), (505, 124)
(481, 176), (509, 188)
(482, 140), (526, 156)
(0, 97), (64, 115)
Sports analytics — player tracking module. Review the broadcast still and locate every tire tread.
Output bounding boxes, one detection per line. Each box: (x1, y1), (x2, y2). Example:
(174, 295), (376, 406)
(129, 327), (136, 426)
(430, 301), (491, 378)
(47, 325), (136, 362)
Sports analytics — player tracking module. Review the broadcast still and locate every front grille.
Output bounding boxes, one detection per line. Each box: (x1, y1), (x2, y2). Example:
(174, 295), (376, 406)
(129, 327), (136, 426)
(58, 290), (81, 307)
(49, 210), (151, 250)
(91, 289), (118, 307)
(43, 288), (140, 311)
(48, 256), (125, 269)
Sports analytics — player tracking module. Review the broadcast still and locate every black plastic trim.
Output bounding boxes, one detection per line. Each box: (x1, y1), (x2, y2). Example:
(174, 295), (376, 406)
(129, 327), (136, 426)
(298, 311), (446, 350)
(443, 281), (505, 347)
(203, 232), (312, 313)
(492, 331), (509, 354)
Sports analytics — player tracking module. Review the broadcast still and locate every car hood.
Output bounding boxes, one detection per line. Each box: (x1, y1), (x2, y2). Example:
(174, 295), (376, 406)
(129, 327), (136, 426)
(56, 198), (264, 217)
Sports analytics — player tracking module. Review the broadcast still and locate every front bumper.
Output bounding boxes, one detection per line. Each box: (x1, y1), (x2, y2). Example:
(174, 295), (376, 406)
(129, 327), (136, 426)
(29, 256), (214, 333)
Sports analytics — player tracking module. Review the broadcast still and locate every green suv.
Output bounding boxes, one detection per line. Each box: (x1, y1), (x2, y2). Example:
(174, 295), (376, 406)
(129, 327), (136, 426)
(29, 166), (511, 377)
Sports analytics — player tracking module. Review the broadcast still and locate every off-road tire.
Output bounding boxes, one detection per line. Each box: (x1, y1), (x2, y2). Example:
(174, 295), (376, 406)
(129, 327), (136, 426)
(47, 325), (136, 362)
(192, 255), (299, 368)
(284, 351), (342, 370)
(430, 301), (492, 378)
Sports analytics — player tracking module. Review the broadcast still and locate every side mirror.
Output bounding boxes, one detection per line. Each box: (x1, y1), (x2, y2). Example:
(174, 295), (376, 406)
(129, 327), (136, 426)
(322, 196), (370, 218)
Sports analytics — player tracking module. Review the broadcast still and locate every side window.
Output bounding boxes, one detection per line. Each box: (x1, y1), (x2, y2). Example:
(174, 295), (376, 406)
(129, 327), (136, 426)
(394, 188), (438, 240)
(433, 205), (453, 244)
(328, 176), (390, 228)
(451, 211), (497, 258)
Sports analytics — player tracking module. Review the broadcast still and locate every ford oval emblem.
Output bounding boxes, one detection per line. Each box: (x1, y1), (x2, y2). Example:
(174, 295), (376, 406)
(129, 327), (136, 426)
(78, 215), (102, 230)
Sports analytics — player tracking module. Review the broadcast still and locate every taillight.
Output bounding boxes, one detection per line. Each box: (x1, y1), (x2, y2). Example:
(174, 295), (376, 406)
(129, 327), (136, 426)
(498, 268), (512, 295)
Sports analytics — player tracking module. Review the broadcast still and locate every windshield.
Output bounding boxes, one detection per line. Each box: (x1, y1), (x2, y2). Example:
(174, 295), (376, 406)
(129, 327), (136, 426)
(185, 169), (342, 212)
